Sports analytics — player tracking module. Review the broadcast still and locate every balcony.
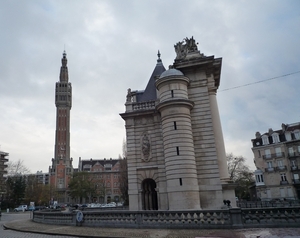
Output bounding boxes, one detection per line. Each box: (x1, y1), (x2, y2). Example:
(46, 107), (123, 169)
(288, 152), (300, 158)
(263, 152), (285, 160)
(280, 180), (289, 185)
(276, 166), (287, 172)
(132, 101), (156, 111)
(292, 179), (300, 184)
(265, 167), (275, 172)
(291, 166), (299, 171)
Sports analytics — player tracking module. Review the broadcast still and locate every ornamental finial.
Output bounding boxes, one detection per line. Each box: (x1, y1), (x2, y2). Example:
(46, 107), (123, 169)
(157, 50), (161, 63)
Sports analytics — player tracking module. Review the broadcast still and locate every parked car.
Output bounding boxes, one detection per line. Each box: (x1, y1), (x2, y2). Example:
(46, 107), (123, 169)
(35, 206), (47, 211)
(104, 203), (116, 208)
(14, 205), (28, 212)
(28, 206), (35, 211)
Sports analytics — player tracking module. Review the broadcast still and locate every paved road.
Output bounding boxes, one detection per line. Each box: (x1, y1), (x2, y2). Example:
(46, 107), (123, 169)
(0, 212), (78, 238)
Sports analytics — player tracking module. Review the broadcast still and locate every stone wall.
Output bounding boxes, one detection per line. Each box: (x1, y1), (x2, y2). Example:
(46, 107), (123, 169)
(33, 207), (300, 229)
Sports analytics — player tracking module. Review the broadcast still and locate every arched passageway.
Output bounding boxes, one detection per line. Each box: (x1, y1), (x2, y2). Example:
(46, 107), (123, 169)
(141, 179), (158, 210)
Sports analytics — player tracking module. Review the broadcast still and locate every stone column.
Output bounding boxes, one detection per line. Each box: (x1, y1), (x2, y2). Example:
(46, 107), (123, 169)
(209, 91), (230, 181)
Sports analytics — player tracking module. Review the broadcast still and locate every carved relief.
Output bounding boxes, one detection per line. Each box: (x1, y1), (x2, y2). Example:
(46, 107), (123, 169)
(141, 133), (152, 162)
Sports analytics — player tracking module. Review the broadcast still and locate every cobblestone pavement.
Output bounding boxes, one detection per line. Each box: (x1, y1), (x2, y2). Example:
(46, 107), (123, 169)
(1, 212), (300, 238)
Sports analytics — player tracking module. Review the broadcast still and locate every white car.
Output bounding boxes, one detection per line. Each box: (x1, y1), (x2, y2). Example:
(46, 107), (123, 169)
(14, 205), (28, 212)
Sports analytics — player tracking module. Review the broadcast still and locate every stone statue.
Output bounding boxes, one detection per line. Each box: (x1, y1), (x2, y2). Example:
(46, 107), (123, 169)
(126, 88), (132, 102)
(142, 134), (150, 157)
(141, 134), (151, 162)
(174, 36), (199, 60)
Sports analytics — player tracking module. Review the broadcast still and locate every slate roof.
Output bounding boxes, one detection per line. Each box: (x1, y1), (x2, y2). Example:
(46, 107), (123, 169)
(136, 53), (166, 102)
(251, 122), (300, 147)
(80, 158), (119, 169)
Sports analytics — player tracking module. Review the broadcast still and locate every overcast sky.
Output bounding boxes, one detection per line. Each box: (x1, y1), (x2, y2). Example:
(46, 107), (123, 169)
(1, 0), (299, 173)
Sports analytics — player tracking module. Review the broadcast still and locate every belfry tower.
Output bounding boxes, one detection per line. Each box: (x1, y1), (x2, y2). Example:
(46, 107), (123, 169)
(49, 51), (73, 203)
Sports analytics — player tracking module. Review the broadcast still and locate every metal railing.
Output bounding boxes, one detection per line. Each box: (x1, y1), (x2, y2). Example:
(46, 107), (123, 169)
(263, 152), (285, 160)
(292, 179), (300, 184)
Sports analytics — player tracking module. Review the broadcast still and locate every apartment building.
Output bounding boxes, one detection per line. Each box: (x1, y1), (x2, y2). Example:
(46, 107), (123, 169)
(251, 122), (300, 200)
(77, 158), (122, 204)
(0, 150), (9, 196)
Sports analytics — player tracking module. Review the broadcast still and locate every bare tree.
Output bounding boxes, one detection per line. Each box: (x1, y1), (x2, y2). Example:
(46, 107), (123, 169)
(227, 153), (248, 181)
(6, 159), (31, 176)
(119, 139), (128, 205)
(227, 153), (254, 200)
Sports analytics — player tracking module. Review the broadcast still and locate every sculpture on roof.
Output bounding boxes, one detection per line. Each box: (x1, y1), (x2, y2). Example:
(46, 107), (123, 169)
(126, 88), (132, 102)
(174, 36), (199, 60)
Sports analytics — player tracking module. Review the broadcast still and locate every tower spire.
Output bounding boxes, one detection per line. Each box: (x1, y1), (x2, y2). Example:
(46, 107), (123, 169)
(60, 51), (68, 82)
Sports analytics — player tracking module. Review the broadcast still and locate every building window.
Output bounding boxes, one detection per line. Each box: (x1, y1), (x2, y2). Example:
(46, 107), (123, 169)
(174, 121), (177, 130)
(262, 135), (269, 145)
(267, 161), (273, 168)
(294, 130), (300, 140)
(288, 147), (294, 156)
(280, 188), (285, 198)
(277, 160), (285, 170)
(171, 90), (174, 98)
(256, 174), (264, 183)
(264, 149), (271, 159)
(176, 147), (179, 155)
(275, 147), (282, 157)
(254, 169), (264, 186)
(266, 189), (272, 199)
(179, 178), (182, 186)
(285, 132), (292, 141)
(272, 133), (280, 143)
(104, 163), (112, 171)
(281, 173), (287, 181)
(287, 187), (293, 198)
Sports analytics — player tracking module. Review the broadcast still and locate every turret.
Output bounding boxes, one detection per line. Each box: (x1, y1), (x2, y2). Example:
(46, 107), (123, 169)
(156, 67), (201, 210)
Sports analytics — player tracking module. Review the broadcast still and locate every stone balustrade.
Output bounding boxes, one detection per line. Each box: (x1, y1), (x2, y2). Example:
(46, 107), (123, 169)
(132, 101), (156, 111)
(32, 207), (300, 229)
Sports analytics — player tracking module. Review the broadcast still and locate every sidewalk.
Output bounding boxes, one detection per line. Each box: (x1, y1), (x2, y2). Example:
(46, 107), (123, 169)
(3, 218), (300, 238)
